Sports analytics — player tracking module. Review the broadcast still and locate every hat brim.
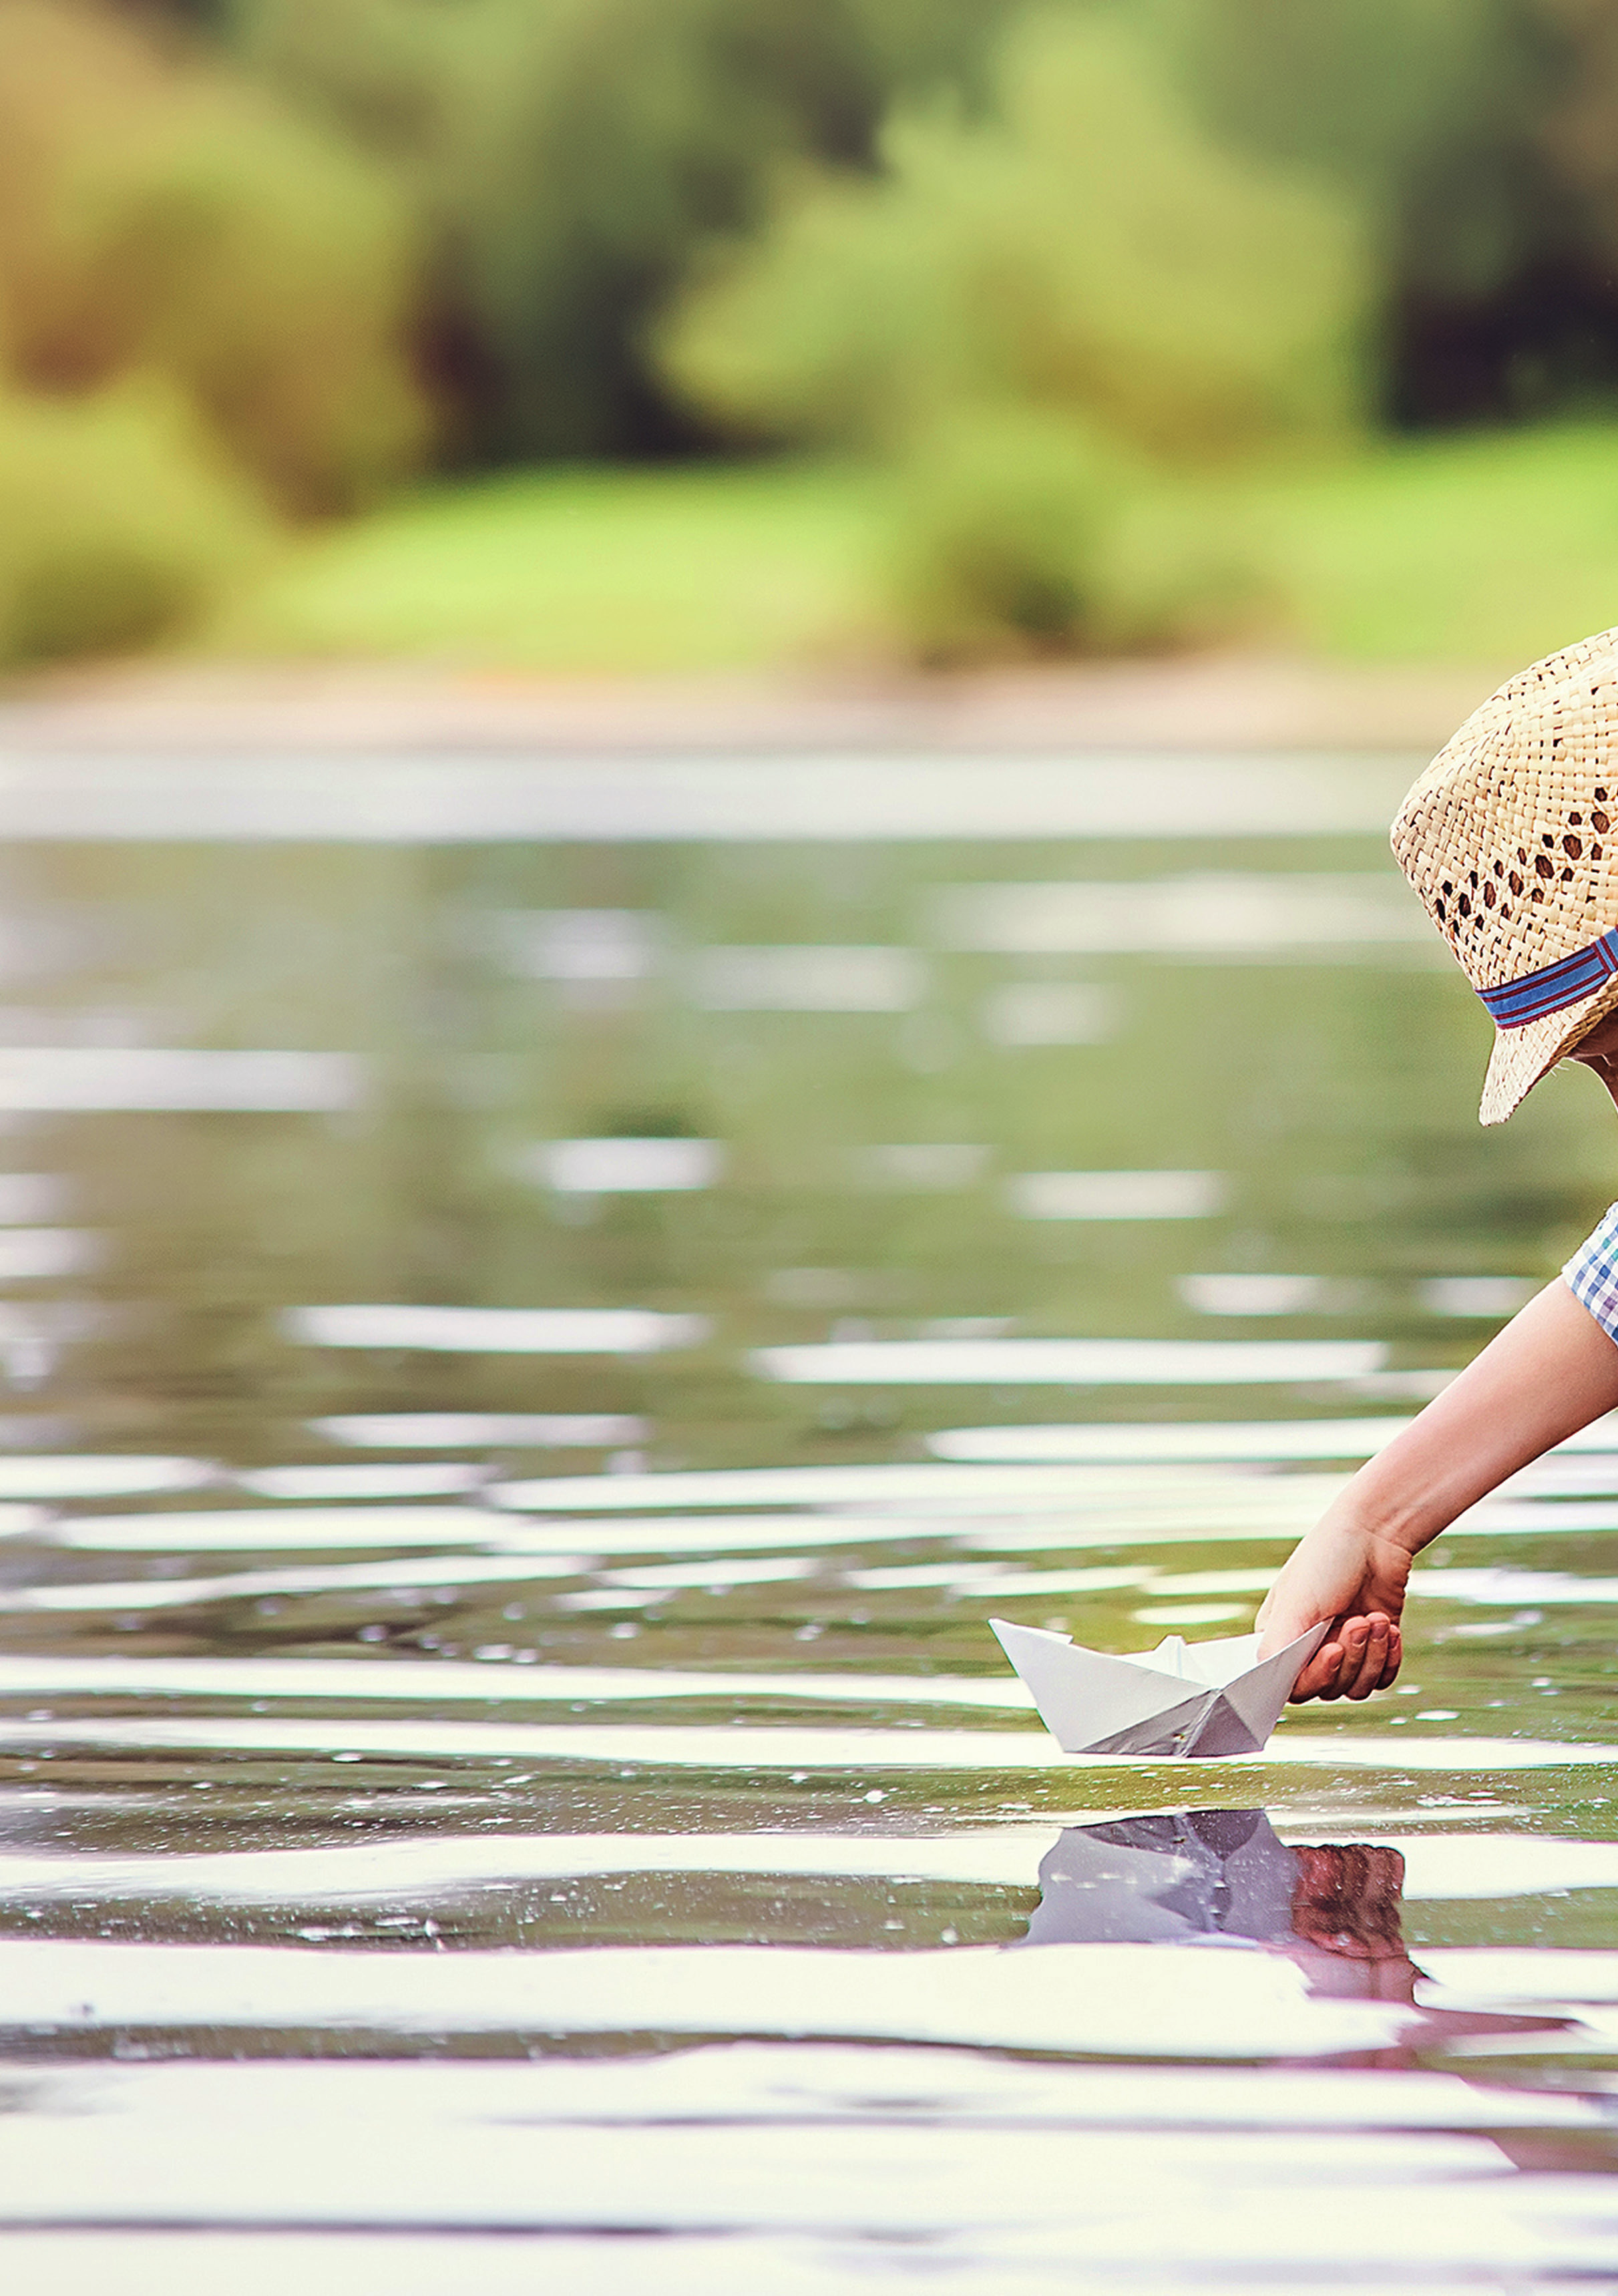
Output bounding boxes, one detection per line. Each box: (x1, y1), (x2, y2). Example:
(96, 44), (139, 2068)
(1480, 970), (1618, 1124)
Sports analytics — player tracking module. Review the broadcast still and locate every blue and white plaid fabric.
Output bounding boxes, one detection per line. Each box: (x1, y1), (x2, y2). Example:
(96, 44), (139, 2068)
(1565, 1202), (1618, 1343)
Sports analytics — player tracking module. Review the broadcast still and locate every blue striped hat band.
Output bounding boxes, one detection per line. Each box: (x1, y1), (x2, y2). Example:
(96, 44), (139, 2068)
(1480, 924), (1618, 1028)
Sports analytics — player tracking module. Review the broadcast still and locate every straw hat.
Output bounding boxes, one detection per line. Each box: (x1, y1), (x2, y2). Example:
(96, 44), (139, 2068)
(1393, 627), (1618, 1125)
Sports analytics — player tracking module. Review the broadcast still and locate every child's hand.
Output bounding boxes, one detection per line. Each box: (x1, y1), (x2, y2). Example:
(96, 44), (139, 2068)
(1256, 1518), (1412, 1702)
(1256, 1278), (1618, 1703)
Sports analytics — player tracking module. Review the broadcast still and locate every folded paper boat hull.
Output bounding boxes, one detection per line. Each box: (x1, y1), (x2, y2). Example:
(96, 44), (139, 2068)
(990, 1617), (1330, 1758)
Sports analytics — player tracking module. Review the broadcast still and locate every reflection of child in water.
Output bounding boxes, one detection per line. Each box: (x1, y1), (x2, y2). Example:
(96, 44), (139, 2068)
(1261, 633), (1618, 1702)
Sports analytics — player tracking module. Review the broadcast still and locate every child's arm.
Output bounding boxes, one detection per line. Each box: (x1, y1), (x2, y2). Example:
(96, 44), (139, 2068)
(1257, 1278), (1618, 1702)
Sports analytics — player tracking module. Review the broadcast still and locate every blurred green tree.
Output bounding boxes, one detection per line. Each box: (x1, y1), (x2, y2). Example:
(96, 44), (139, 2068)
(881, 404), (1262, 662)
(654, 11), (1362, 660)
(460, 0), (885, 455)
(658, 10), (1370, 463)
(0, 377), (274, 666)
(173, 0), (1618, 459)
(1148, 0), (1618, 426)
(1146, 0), (1537, 201)
(0, 0), (428, 511)
(1535, 1), (1618, 286)
(223, 0), (1022, 458)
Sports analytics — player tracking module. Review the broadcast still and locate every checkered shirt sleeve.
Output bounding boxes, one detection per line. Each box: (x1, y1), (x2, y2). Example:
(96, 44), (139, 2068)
(1565, 1202), (1618, 1344)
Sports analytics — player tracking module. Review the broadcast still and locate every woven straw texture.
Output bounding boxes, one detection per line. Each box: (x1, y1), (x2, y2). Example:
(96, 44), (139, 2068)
(1392, 626), (1618, 1124)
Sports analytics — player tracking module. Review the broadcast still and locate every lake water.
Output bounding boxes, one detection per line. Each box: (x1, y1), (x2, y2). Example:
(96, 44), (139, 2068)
(3, 745), (1618, 2292)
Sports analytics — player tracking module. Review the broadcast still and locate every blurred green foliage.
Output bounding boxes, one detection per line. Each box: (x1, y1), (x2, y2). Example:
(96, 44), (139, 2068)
(224, 0), (1020, 459)
(1147, 0), (1577, 425)
(885, 409), (1267, 662)
(885, 412), (1136, 661)
(662, 14), (1369, 461)
(0, 0), (427, 511)
(219, 0), (1618, 462)
(0, 0), (426, 666)
(0, 379), (273, 666)
(659, 13), (1364, 654)
(3, 0), (1618, 665)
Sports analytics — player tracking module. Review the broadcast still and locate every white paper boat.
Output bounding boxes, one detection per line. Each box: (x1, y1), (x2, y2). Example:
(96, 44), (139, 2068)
(990, 1616), (1330, 1757)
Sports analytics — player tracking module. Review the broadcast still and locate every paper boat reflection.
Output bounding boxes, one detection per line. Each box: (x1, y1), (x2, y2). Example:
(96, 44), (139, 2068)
(990, 1616), (1329, 1756)
(1018, 1810), (1575, 2058)
(1023, 1808), (1303, 1947)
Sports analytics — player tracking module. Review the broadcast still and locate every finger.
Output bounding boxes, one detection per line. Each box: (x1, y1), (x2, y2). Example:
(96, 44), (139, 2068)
(1311, 1627), (1363, 1699)
(1343, 1614), (1386, 1700)
(1321, 1617), (1370, 1702)
(1289, 1632), (1355, 1700)
(1376, 1622), (1402, 1690)
(1288, 1640), (1343, 1702)
(1346, 1614), (1390, 1701)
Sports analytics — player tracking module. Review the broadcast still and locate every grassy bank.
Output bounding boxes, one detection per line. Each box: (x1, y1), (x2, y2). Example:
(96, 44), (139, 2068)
(1241, 423), (1618, 664)
(214, 423), (1618, 675)
(211, 461), (885, 677)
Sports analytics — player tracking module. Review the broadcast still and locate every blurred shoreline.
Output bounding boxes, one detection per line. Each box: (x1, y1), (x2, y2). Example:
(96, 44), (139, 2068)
(0, 654), (1506, 757)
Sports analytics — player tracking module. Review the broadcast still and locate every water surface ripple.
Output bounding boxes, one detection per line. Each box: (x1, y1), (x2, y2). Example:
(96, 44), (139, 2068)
(1, 751), (1617, 2293)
